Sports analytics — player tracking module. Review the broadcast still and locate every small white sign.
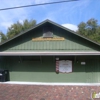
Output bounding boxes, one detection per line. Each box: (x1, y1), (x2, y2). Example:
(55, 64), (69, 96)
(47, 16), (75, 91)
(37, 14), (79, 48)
(56, 58), (59, 60)
(81, 62), (86, 65)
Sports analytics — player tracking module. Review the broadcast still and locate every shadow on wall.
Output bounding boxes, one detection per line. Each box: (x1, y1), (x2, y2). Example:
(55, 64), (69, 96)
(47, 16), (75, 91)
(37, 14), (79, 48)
(1, 56), (100, 73)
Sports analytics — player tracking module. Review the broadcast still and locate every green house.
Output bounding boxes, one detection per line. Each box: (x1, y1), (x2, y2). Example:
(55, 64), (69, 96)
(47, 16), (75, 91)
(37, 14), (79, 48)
(0, 19), (100, 83)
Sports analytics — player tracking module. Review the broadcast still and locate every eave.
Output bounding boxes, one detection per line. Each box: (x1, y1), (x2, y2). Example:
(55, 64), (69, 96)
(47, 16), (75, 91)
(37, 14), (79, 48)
(0, 52), (100, 56)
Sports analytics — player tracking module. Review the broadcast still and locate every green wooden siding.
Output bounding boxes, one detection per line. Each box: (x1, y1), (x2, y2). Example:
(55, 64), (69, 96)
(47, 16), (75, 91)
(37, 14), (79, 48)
(1, 56), (100, 83)
(7, 39), (95, 51)
(0, 24), (100, 52)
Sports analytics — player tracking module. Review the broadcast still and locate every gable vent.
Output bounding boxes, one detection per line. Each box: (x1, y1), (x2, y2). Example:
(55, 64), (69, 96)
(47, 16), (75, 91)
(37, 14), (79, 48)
(43, 26), (53, 38)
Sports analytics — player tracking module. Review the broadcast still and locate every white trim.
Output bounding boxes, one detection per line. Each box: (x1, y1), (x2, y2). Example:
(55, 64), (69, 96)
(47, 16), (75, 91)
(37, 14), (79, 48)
(0, 51), (100, 56)
(1, 81), (100, 86)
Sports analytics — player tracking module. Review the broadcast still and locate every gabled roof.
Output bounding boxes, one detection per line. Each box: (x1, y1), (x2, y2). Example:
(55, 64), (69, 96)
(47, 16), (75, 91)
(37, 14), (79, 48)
(0, 19), (100, 47)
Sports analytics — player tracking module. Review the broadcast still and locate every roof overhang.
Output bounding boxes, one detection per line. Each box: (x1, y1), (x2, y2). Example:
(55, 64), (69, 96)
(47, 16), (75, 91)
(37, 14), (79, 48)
(0, 52), (100, 56)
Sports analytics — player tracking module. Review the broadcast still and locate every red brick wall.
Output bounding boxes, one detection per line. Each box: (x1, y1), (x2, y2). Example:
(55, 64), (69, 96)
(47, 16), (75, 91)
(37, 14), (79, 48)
(0, 84), (100, 100)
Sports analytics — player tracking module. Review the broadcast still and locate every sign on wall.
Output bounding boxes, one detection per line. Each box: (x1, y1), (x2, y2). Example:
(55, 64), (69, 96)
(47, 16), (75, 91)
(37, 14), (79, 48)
(56, 60), (72, 73)
(32, 37), (65, 41)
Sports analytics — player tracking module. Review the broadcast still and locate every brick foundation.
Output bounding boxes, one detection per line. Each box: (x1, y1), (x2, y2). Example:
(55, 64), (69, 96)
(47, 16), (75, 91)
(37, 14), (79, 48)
(0, 84), (100, 100)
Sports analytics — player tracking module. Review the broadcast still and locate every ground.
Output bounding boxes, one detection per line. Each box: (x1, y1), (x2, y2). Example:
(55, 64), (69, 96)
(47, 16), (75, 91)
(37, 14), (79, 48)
(0, 83), (100, 100)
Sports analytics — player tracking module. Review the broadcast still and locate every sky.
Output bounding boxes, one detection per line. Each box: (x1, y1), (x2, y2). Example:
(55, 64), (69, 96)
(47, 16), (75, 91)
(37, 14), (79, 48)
(0, 0), (100, 34)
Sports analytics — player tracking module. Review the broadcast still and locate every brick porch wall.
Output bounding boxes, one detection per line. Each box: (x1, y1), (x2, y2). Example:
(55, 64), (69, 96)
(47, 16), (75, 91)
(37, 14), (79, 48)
(0, 84), (100, 100)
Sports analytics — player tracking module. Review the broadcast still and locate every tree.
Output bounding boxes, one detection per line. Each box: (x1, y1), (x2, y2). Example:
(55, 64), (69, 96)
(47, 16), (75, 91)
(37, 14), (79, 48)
(22, 19), (36, 30)
(7, 19), (36, 39)
(77, 18), (100, 43)
(7, 21), (23, 38)
(0, 32), (7, 42)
